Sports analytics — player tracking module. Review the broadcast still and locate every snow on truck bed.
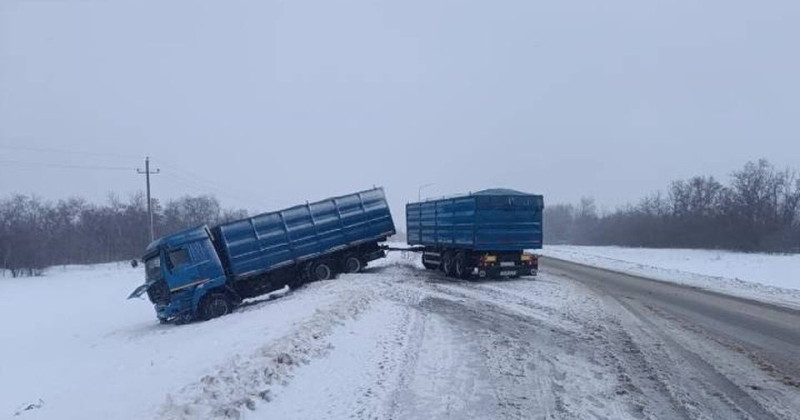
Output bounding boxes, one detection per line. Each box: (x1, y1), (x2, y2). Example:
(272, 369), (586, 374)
(540, 245), (800, 309)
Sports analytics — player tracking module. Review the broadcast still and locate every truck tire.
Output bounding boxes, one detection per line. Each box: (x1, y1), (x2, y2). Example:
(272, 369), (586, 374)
(201, 293), (231, 320)
(454, 252), (470, 279)
(176, 311), (195, 325)
(288, 275), (304, 289)
(442, 251), (455, 278)
(342, 256), (363, 273)
(312, 261), (335, 281)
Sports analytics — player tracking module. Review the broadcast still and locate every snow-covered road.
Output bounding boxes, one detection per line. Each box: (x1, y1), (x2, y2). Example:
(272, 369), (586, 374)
(539, 245), (800, 309)
(3, 253), (800, 419)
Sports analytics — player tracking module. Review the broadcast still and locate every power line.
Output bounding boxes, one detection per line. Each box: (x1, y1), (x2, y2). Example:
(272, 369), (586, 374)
(152, 158), (252, 196)
(0, 144), (141, 159)
(159, 174), (210, 194)
(153, 158), (270, 209)
(160, 170), (269, 210)
(0, 151), (267, 210)
(0, 159), (135, 171)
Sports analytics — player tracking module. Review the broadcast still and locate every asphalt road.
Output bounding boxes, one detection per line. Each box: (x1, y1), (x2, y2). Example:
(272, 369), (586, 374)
(543, 256), (800, 387)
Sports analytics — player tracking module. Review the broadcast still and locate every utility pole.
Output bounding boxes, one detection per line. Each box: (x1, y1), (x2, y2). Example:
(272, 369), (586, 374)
(137, 156), (160, 242)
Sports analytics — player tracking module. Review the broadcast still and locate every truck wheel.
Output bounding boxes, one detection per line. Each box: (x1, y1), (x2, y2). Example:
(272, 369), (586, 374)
(454, 252), (470, 279)
(201, 293), (231, 320)
(343, 256), (362, 273)
(176, 311), (195, 325)
(288, 276), (304, 289)
(442, 252), (455, 278)
(312, 262), (335, 281)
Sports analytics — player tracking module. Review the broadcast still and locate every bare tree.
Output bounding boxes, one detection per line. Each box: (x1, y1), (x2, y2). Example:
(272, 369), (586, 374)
(545, 159), (800, 253)
(0, 193), (247, 277)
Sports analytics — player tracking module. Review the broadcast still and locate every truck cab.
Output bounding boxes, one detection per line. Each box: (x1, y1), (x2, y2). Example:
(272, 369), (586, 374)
(129, 226), (228, 323)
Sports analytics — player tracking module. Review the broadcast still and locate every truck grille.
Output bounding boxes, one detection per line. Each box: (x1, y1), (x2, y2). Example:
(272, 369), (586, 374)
(146, 280), (171, 305)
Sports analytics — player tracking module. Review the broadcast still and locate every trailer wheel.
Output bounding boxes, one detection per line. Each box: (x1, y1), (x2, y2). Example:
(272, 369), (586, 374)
(312, 261), (335, 281)
(201, 293), (231, 320)
(454, 252), (470, 279)
(442, 251), (455, 277)
(343, 256), (363, 273)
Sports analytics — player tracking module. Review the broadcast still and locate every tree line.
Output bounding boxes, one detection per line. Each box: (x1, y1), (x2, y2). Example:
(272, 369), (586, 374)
(545, 160), (800, 253)
(3, 159), (797, 277)
(0, 193), (247, 277)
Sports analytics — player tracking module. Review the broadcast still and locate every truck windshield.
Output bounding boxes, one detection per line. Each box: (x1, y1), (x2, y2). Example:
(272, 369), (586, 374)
(145, 255), (163, 282)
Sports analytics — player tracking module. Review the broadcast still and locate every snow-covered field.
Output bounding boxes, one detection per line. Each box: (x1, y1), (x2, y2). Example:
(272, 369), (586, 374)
(2, 251), (799, 419)
(540, 245), (800, 309)
(0, 262), (356, 419)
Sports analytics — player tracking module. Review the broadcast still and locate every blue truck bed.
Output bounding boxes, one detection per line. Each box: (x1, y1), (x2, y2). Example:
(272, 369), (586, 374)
(212, 187), (395, 279)
(406, 188), (543, 251)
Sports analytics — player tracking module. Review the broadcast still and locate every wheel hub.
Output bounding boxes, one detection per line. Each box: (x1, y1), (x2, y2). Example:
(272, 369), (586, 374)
(315, 265), (331, 280)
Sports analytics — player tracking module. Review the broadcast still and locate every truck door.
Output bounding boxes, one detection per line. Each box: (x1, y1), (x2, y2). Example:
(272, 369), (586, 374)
(165, 240), (223, 292)
(165, 246), (202, 291)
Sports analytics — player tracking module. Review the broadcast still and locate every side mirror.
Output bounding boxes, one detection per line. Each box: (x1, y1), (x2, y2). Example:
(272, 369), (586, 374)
(131, 259), (139, 268)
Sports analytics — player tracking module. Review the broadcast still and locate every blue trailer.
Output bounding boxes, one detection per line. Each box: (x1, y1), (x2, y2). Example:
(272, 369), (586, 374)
(406, 188), (543, 279)
(129, 187), (395, 323)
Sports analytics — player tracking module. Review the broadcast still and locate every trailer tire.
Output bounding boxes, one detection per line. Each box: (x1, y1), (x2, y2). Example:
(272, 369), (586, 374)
(454, 252), (470, 279)
(442, 251), (455, 278)
(312, 261), (335, 281)
(201, 293), (231, 320)
(343, 256), (363, 273)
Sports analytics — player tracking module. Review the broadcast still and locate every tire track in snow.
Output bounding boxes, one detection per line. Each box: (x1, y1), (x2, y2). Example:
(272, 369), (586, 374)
(610, 296), (782, 420)
(374, 266), (654, 420)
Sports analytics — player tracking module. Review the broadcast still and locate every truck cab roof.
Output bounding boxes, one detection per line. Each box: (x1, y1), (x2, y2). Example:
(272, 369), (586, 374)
(143, 225), (209, 257)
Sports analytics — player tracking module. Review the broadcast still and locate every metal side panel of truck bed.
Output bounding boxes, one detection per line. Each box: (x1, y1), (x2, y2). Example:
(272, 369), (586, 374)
(212, 187), (396, 279)
(406, 188), (543, 251)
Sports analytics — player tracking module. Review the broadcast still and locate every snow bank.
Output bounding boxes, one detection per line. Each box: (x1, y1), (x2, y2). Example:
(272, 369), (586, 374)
(540, 245), (800, 308)
(0, 262), (366, 419)
(159, 281), (377, 419)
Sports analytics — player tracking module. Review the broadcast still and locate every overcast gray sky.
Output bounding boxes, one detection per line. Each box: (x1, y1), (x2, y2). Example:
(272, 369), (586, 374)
(1, 0), (799, 219)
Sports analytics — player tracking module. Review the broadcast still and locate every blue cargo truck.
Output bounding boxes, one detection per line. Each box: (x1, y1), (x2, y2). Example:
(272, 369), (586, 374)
(406, 189), (543, 279)
(129, 187), (395, 323)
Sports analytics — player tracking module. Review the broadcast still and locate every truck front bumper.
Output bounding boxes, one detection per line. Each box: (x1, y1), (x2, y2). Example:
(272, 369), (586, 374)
(154, 290), (193, 321)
